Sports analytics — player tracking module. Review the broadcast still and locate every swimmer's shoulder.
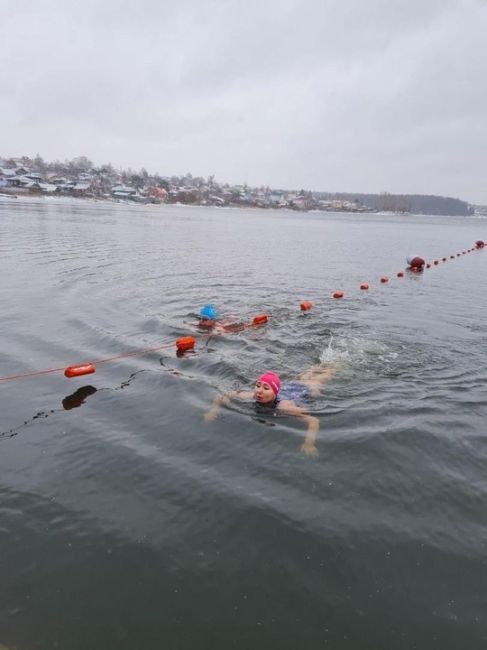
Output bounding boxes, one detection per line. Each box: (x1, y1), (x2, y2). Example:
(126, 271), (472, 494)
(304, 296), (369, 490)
(277, 399), (305, 415)
(277, 398), (294, 407)
(277, 398), (298, 410)
(214, 321), (245, 334)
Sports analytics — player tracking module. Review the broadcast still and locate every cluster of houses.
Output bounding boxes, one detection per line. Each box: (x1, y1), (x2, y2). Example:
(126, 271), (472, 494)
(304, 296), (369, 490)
(472, 203), (487, 216)
(0, 156), (373, 212)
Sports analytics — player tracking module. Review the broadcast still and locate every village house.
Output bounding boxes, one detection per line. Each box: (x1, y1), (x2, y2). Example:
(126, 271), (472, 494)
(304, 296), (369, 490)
(111, 184), (137, 200)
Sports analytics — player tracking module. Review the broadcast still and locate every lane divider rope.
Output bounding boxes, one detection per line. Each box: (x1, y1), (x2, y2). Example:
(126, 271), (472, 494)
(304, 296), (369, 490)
(0, 241), (484, 382)
(0, 314), (269, 382)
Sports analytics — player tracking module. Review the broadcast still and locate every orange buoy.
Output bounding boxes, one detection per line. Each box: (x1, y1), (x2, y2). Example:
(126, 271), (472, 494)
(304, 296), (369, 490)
(359, 283), (369, 290)
(64, 364), (96, 378)
(426, 263), (431, 268)
(397, 272), (404, 278)
(442, 257), (447, 262)
(300, 301), (313, 311)
(176, 336), (195, 352)
(252, 314), (268, 325)
(450, 255), (455, 259)
(332, 291), (344, 299)
(380, 277), (389, 283)
(434, 260), (439, 265)
(476, 240), (485, 249)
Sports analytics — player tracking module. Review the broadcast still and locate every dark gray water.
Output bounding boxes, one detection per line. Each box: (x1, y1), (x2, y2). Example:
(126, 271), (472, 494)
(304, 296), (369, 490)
(1, 197), (486, 649)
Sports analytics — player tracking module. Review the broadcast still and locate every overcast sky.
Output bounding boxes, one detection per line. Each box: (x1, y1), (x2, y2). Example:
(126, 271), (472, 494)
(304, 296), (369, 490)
(1, 0), (486, 202)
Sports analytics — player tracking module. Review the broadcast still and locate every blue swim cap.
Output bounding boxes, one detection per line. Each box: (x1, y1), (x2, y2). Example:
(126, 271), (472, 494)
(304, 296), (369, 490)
(200, 304), (217, 320)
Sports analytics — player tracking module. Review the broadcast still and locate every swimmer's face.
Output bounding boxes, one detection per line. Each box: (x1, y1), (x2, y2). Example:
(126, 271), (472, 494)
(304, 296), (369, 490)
(198, 318), (215, 329)
(254, 380), (276, 405)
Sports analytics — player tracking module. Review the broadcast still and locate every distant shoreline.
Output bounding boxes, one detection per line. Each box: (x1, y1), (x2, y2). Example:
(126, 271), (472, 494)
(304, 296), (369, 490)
(1, 154), (478, 216)
(2, 191), (483, 219)
(0, 189), (377, 214)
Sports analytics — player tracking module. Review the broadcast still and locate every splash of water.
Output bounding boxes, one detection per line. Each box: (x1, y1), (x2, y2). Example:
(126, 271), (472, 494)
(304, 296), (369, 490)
(319, 334), (398, 367)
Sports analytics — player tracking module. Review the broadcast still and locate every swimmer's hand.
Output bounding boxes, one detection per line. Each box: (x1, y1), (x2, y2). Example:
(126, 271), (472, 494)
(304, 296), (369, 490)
(301, 441), (318, 457)
(204, 390), (248, 423)
(203, 407), (218, 423)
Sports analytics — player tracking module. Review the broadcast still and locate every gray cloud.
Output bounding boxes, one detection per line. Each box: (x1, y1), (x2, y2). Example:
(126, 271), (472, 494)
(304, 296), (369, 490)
(1, 0), (486, 201)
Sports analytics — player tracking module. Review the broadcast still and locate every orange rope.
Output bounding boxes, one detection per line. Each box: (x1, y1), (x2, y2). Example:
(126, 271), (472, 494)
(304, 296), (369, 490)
(0, 366), (67, 382)
(88, 341), (177, 365)
(0, 339), (190, 382)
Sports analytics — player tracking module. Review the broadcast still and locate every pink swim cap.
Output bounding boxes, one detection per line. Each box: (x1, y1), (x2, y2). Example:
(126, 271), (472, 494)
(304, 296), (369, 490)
(257, 372), (281, 396)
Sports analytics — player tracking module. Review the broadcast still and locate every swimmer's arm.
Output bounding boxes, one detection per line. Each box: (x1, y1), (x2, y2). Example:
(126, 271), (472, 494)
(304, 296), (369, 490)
(203, 391), (253, 422)
(279, 400), (319, 457)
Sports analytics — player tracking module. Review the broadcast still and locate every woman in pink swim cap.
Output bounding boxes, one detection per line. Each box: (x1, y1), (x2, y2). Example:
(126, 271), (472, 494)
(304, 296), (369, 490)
(204, 365), (336, 456)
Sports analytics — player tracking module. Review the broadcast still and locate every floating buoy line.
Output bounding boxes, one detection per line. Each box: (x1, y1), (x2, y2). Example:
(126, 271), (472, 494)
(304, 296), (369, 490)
(0, 314), (269, 382)
(0, 240), (484, 383)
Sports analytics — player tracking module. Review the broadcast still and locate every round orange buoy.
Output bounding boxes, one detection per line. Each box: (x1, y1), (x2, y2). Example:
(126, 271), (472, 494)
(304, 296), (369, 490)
(300, 301), (313, 311)
(397, 272), (404, 278)
(64, 364), (96, 378)
(253, 314), (268, 325)
(442, 257), (447, 262)
(360, 283), (369, 290)
(176, 336), (195, 352)
(476, 240), (485, 249)
(380, 277), (389, 283)
(332, 291), (344, 299)
(426, 263), (431, 268)
(434, 260), (439, 265)
(450, 255), (455, 259)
